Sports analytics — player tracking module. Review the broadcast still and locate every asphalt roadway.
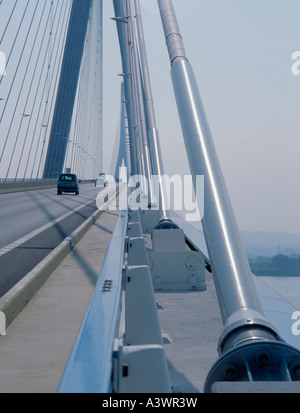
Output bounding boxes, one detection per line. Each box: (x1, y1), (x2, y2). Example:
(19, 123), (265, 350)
(0, 184), (104, 297)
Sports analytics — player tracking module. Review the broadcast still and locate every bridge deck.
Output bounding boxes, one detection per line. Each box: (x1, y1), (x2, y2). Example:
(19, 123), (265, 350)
(155, 275), (223, 393)
(0, 185), (223, 393)
(0, 196), (123, 393)
(2, 192), (299, 393)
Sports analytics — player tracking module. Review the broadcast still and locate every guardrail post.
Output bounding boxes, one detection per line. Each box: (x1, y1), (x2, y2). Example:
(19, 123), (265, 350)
(113, 339), (171, 393)
(127, 237), (149, 266)
(125, 265), (163, 345)
(139, 209), (160, 234)
(148, 226), (206, 291)
(112, 208), (172, 393)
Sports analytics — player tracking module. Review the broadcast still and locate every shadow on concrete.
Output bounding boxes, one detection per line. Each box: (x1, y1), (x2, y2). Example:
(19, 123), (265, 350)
(167, 359), (201, 393)
(69, 249), (99, 287)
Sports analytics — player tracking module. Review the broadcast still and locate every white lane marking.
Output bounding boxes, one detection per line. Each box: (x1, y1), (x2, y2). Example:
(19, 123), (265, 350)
(0, 198), (96, 257)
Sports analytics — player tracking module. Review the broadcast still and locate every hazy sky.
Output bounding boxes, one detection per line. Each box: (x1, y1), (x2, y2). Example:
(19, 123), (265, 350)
(102, 0), (300, 234)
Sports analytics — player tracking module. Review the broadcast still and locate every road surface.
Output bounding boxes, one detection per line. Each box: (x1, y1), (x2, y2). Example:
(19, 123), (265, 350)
(0, 183), (104, 297)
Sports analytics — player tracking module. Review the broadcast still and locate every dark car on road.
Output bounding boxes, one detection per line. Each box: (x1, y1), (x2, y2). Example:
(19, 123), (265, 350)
(57, 173), (79, 195)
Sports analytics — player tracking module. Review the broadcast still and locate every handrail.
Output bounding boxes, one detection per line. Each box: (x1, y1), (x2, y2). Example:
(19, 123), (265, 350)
(57, 197), (128, 393)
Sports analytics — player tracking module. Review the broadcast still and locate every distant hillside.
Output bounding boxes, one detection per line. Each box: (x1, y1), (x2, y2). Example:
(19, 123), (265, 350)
(241, 231), (300, 258)
(186, 215), (300, 258)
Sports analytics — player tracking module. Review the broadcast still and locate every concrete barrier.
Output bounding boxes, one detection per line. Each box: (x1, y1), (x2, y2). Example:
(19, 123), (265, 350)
(0, 184), (127, 328)
(0, 179), (95, 194)
(0, 181), (57, 194)
(0, 240), (71, 327)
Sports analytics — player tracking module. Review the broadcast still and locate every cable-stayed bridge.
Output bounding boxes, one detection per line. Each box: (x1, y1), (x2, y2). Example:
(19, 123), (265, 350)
(0, 0), (300, 394)
(0, 0), (102, 181)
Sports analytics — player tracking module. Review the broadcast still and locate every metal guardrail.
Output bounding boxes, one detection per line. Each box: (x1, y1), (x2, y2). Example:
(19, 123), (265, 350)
(57, 197), (128, 393)
(0, 179), (55, 183)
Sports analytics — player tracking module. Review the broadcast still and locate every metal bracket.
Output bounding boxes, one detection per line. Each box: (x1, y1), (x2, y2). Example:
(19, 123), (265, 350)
(204, 340), (300, 393)
(148, 227), (206, 291)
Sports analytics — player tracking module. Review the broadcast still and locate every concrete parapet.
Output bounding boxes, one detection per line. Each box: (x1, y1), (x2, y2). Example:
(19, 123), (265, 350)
(0, 180), (95, 194)
(0, 180), (57, 194)
(0, 240), (71, 328)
